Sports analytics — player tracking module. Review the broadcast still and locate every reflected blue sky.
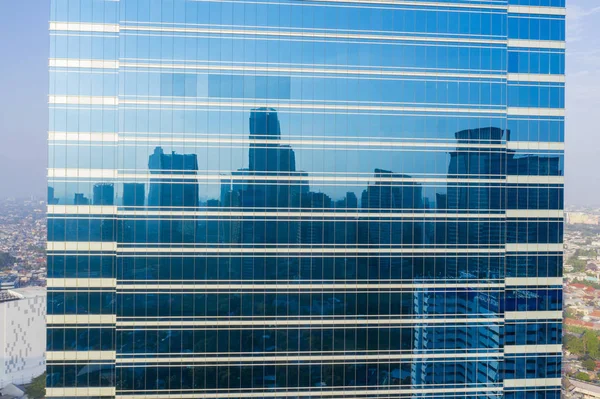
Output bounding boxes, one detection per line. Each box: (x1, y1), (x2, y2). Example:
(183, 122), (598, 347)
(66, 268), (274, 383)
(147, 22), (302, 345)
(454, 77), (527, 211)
(0, 0), (594, 205)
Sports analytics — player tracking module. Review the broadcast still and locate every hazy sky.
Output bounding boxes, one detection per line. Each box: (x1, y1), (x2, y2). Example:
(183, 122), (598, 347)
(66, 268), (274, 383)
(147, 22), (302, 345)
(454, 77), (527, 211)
(0, 1), (597, 205)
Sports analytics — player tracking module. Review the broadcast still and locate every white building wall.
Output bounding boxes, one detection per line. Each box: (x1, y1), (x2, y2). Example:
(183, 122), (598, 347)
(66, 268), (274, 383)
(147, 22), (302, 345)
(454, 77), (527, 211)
(0, 287), (46, 388)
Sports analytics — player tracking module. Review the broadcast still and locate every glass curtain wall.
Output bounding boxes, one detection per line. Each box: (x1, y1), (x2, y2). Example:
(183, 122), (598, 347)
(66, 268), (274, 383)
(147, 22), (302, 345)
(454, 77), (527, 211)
(47, 0), (565, 398)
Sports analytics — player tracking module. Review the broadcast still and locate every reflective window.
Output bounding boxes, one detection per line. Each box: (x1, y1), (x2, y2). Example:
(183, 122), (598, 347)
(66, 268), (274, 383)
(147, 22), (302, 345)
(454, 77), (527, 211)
(48, 0), (565, 395)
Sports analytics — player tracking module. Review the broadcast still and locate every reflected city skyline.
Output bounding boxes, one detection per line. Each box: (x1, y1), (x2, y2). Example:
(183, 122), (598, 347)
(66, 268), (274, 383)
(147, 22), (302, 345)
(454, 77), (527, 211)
(45, 0), (565, 392)
(48, 107), (563, 212)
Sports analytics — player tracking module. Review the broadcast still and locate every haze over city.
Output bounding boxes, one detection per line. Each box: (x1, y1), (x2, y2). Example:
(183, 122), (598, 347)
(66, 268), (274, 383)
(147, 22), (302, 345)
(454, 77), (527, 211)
(0, 1), (595, 398)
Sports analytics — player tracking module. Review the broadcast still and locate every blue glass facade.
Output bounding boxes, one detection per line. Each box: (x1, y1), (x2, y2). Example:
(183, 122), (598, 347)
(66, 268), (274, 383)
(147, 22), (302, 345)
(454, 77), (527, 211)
(47, 0), (564, 397)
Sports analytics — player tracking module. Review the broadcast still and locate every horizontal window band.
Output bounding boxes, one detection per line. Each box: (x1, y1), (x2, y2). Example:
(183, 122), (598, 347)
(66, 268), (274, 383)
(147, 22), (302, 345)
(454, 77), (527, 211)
(507, 73), (565, 83)
(51, 105), (508, 118)
(49, 95), (508, 114)
(49, 95), (118, 106)
(116, 317), (504, 328)
(505, 277), (563, 287)
(506, 107), (565, 116)
(505, 243), (563, 252)
(504, 344), (562, 354)
(48, 168), (118, 178)
(503, 378), (561, 388)
(47, 278), (117, 288)
(115, 290), (503, 295)
(505, 210), (563, 218)
(48, 168), (510, 183)
(49, 58), (118, 69)
(507, 39), (565, 49)
(112, 253), (509, 259)
(112, 386), (501, 398)
(112, 282), (504, 291)
(113, 247), (508, 254)
(122, 99), (506, 113)
(49, 22), (119, 33)
(48, 132), (118, 142)
(48, 324), (110, 329)
(46, 387), (115, 397)
(47, 242), (117, 252)
(51, 22), (509, 46)
(46, 243), (562, 255)
(46, 350), (116, 361)
(116, 323), (503, 332)
(120, 26), (508, 46)
(48, 205), (117, 215)
(113, 278), (505, 283)
(504, 311), (562, 320)
(47, 208), (562, 220)
(47, 314), (116, 325)
(49, 207), (509, 219)
(506, 141), (564, 151)
(507, 5), (566, 16)
(122, 57), (514, 76)
(48, 216), (520, 225)
(506, 175), (563, 184)
(48, 277), (506, 292)
(120, 66), (505, 81)
(114, 353), (502, 366)
(49, 132), (511, 150)
(51, 58), (507, 80)
(233, 0), (509, 11)
(113, 349), (502, 359)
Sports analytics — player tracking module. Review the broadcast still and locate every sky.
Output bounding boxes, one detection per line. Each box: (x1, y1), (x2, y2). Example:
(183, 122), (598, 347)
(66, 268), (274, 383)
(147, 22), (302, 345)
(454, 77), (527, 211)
(0, 1), (597, 205)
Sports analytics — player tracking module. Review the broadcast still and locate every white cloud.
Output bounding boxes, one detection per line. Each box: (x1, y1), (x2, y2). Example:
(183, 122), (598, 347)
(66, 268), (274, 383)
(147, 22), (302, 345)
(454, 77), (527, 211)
(567, 4), (600, 43)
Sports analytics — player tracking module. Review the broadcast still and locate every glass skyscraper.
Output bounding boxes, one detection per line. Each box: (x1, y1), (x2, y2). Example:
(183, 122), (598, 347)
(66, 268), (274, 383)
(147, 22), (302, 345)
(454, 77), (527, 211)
(47, 0), (565, 398)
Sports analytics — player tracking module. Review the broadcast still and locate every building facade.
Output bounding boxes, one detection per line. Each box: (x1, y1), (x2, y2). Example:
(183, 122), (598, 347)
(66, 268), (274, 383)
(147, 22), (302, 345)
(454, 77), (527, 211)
(1, 287), (46, 388)
(47, 0), (565, 398)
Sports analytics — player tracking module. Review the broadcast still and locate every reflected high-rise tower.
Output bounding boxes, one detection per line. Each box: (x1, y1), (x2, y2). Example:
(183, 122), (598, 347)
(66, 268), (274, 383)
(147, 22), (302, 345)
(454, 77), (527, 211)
(48, 2), (564, 398)
(220, 108), (305, 279)
(148, 146), (199, 208)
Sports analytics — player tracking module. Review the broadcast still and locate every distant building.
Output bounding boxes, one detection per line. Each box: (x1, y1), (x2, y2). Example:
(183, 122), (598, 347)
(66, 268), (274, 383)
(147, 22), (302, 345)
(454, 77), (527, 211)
(0, 287), (46, 388)
(565, 318), (600, 331)
(566, 378), (600, 399)
(567, 212), (600, 226)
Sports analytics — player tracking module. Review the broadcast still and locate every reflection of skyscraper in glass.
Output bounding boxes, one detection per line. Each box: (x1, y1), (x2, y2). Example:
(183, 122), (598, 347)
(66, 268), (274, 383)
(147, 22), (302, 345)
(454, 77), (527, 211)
(147, 147), (199, 208)
(412, 277), (502, 387)
(73, 193), (89, 205)
(122, 183), (145, 207)
(447, 127), (505, 249)
(220, 109), (305, 279)
(93, 183), (114, 206)
(47, 2), (564, 398)
(447, 127), (504, 211)
(249, 107), (294, 172)
(47, 186), (59, 205)
(360, 169), (425, 279)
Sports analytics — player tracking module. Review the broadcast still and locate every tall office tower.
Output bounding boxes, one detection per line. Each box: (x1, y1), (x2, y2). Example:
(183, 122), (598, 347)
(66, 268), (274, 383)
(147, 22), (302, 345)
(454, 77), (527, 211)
(47, 0), (565, 398)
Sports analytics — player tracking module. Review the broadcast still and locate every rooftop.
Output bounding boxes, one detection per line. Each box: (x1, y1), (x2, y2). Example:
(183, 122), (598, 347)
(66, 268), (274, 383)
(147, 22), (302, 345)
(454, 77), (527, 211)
(12, 286), (45, 299)
(570, 378), (600, 395)
(0, 287), (44, 303)
(0, 290), (22, 304)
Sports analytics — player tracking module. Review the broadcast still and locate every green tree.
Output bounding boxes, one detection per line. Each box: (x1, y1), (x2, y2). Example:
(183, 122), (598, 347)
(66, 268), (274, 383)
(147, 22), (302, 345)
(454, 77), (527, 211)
(565, 307), (582, 319)
(584, 330), (600, 359)
(0, 252), (16, 268)
(565, 334), (585, 355)
(25, 372), (45, 399)
(584, 358), (597, 371)
(576, 371), (591, 382)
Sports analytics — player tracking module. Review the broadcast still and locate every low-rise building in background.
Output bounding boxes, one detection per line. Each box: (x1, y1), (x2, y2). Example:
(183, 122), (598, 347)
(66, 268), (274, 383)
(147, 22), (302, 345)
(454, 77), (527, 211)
(0, 286), (46, 389)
